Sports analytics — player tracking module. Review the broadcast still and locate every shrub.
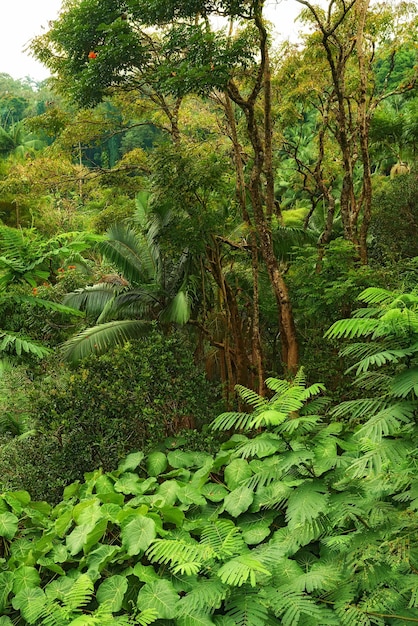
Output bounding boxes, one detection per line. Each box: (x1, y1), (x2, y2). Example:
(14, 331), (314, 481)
(0, 329), (223, 502)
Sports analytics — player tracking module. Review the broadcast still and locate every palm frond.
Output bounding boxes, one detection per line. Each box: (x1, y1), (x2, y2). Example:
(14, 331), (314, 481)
(160, 289), (192, 324)
(100, 224), (157, 285)
(0, 331), (51, 359)
(61, 320), (151, 362)
(357, 287), (400, 306)
(64, 284), (119, 319)
(390, 367), (418, 398)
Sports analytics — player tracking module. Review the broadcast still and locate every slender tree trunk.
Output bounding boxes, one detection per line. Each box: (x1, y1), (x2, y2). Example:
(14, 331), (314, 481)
(356, 0), (372, 264)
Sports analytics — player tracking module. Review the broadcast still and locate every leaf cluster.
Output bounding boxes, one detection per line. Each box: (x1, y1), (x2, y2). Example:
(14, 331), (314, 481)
(0, 340), (417, 624)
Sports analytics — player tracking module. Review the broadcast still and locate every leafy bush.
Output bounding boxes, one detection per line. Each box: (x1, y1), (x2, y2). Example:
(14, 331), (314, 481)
(0, 363), (417, 625)
(287, 239), (382, 393)
(0, 330), (223, 502)
(370, 170), (418, 263)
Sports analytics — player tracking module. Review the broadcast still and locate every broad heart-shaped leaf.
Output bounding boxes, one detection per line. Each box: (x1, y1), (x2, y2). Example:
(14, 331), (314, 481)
(118, 451), (145, 473)
(12, 566), (40, 594)
(136, 579), (179, 619)
(201, 483), (229, 502)
(241, 524), (271, 545)
(11, 587), (45, 624)
(0, 511), (18, 540)
(121, 515), (157, 555)
(85, 544), (121, 580)
(224, 459), (252, 490)
(0, 617), (13, 625)
(147, 451), (168, 476)
(114, 472), (147, 495)
(96, 574), (128, 612)
(223, 486), (254, 517)
(285, 481), (329, 530)
(84, 518), (108, 553)
(66, 522), (97, 556)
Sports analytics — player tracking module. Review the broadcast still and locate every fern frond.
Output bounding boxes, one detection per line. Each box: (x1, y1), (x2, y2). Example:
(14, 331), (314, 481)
(231, 434), (286, 459)
(211, 411), (255, 431)
(391, 367), (418, 397)
(264, 587), (327, 626)
(349, 438), (413, 479)
(225, 589), (271, 626)
(63, 574), (94, 611)
(355, 402), (415, 442)
(330, 398), (388, 420)
(178, 579), (228, 615)
(0, 331), (51, 358)
(200, 520), (245, 559)
(357, 287), (399, 305)
(325, 318), (380, 340)
(136, 608), (159, 626)
(265, 378), (291, 395)
(218, 554), (271, 587)
(235, 385), (268, 409)
(146, 537), (212, 573)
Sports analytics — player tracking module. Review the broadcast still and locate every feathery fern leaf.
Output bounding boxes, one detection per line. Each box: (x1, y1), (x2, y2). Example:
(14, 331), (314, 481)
(325, 318), (381, 340)
(200, 520), (245, 559)
(390, 367), (418, 397)
(225, 589), (272, 626)
(217, 554), (271, 587)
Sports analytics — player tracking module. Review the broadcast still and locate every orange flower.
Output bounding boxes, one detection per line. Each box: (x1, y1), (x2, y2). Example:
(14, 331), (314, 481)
(32, 287), (38, 296)
(68, 265), (77, 270)
(88, 51), (97, 59)
(57, 268), (65, 273)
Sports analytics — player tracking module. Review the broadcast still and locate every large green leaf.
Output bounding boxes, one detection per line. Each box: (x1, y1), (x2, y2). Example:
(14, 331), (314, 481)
(118, 451), (145, 473)
(223, 486), (254, 517)
(12, 566), (40, 594)
(136, 580), (179, 619)
(224, 459), (252, 490)
(11, 587), (45, 624)
(121, 515), (157, 555)
(0, 512), (18, 540)
(147, 451), (168, 476)
(96, 575), (128, 612)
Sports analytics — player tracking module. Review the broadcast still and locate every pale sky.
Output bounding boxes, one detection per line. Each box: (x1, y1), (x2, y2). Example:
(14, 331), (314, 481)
(0, 0), (303, 82)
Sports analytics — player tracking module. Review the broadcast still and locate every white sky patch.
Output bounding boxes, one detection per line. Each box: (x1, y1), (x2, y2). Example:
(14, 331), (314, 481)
(0, 0), (304, 82)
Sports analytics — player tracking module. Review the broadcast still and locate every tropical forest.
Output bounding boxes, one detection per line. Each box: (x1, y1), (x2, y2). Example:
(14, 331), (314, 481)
(0, 0), (418, 623)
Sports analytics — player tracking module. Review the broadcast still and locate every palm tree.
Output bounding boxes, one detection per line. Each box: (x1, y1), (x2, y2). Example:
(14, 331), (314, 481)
(62, 193), (195, 362)
(0, 120), (44, 159)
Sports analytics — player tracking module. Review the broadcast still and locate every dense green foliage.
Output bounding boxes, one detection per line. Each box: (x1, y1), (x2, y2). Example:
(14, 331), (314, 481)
(0, 331), (222, 502)
(0, 343), (417, 623)
(0, 0), (417, 622)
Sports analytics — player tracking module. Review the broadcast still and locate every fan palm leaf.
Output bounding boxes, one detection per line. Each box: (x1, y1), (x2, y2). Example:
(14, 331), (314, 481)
(99, 223), (158, 285)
